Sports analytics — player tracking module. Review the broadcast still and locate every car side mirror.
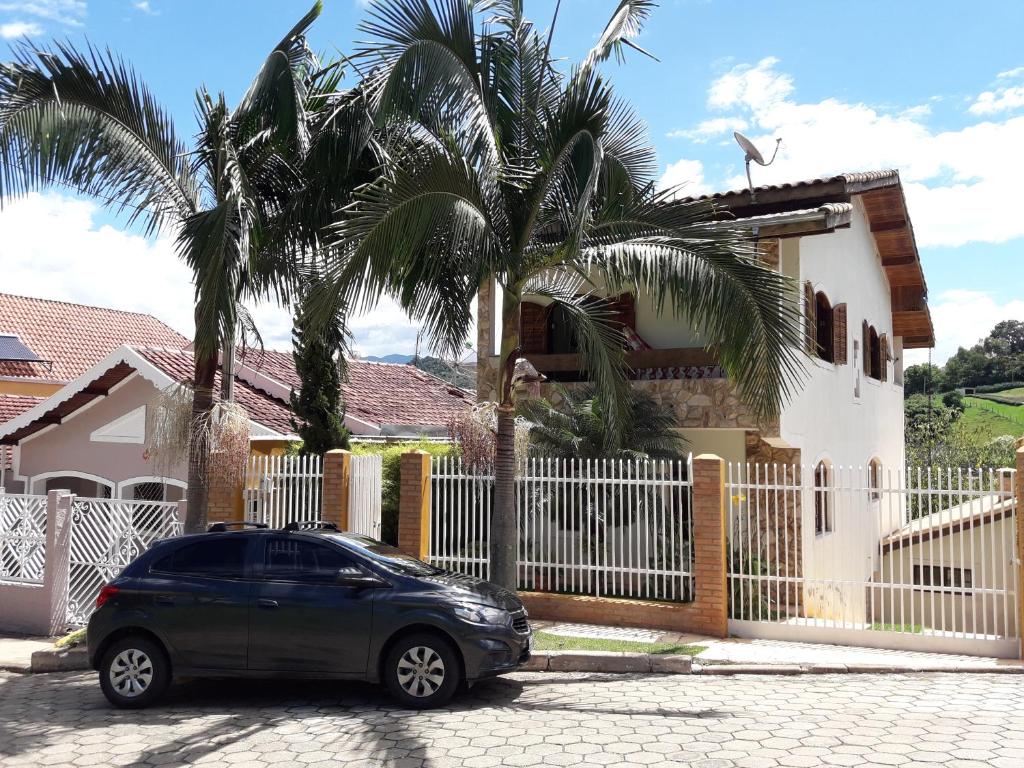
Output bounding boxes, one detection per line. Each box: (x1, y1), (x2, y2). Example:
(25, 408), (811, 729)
(335, 567), (387, 589)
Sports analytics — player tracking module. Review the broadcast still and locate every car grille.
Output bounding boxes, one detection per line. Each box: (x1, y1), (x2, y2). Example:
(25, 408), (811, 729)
(512, 614), (530, 634)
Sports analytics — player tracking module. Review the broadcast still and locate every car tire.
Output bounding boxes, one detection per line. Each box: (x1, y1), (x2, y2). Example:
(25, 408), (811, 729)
(98, 636), (170, 709)
(383, 632), (461, 709)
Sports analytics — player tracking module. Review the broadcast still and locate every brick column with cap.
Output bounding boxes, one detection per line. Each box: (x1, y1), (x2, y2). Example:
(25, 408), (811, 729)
(322, 449), (352, 531)
(398, 451), (431, 559)
(690, 453), (729, 637)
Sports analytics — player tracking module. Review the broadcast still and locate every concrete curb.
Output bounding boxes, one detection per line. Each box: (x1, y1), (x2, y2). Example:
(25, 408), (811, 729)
(520, 652), (1023, 676)
(30, 645), (89, 673)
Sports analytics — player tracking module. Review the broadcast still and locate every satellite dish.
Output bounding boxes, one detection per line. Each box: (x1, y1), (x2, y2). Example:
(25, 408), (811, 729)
(734, 131), (782, 201)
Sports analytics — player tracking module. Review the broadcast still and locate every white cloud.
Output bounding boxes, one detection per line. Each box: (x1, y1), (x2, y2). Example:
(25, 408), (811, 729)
(664, 57), (1024, 248)
(0, 20), (40, 36)
(0, 193), (428, 358)
(666, 116), (747, 142)
(903, 290), (1024, 366)
(132, 0), (156, 15)
(0, 1), (86, 27)
(657, 158), (710, 198)
(969, 86), (1024, 115)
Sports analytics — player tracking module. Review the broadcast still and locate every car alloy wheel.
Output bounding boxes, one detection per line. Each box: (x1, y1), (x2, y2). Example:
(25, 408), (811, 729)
(108, 648), (154, 698)
(396, 645), (446, 698)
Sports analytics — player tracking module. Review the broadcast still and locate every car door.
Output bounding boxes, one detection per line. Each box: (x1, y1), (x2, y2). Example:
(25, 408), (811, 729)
(247, 536), (376, 675)
(146, 535), (253, 671)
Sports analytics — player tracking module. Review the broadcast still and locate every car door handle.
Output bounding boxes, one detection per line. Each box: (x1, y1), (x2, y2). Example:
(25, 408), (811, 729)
(256, 599), (279, 609)
(154, 595), (174, 606)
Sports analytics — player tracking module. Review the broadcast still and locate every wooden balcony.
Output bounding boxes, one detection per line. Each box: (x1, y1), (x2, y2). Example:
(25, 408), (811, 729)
(525, 347), (718, 382)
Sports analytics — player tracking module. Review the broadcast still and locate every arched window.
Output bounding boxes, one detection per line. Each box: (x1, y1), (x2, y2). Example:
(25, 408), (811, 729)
(868, 458), (882, 501)
(868, 326), (881, 380)
(814, 292), (834, 363)
(814, 461), (833, 535)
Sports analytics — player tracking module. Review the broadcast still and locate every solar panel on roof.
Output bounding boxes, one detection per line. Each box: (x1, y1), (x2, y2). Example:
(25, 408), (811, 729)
(0, 334), (43, 362)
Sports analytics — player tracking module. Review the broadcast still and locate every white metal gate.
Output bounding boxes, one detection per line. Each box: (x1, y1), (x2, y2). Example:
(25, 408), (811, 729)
(726, 463), (1019, 658)
(67, 497), (182, 626)
(0, 492), (47, 583)
(348, 454), (383, 538)
(244, 454), (324, 528)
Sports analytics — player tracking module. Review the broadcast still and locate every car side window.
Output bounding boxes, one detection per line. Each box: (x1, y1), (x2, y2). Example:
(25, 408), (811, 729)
(152, 537), (247, 579)
(263, 538), (354, 583)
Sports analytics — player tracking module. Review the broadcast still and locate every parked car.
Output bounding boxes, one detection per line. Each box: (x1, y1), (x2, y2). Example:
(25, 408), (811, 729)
(87, 522), (532, 709)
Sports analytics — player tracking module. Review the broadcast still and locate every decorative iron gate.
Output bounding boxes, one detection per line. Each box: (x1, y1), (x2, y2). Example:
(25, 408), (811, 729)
(67, 497), (182, 626)
(0, 492), (47, 583)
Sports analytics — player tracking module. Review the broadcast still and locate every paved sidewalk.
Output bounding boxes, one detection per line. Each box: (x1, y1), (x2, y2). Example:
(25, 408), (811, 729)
(0, 634), (54, 673)
(3, 669), (1022, 767)
(533, 620), (1021, 670)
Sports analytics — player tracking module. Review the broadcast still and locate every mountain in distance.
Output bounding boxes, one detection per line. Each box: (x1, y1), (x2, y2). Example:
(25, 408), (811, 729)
(360, 353), (414, 364)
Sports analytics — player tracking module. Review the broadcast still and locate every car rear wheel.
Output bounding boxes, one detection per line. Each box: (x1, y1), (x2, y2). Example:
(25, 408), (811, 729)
(98, 636), (170, 709)
(384, 633), (460, 709)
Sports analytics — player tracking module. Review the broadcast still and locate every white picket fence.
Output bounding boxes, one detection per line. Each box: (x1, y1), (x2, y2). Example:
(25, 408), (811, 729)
(244, 453), (383, 536)
(0, 491), (47, 583)
(349, 454), (383, 538)
(727, 462), (1020, 658)
(429, 456), (695, 602)
(245, 454), (324, 528)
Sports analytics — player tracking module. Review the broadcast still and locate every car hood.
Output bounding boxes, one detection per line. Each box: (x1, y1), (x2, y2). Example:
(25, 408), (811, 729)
(420, 571), (523, 611)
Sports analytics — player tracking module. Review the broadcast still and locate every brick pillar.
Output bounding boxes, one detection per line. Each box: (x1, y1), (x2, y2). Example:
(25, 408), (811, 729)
(691, 454), (729, 638)
(207, 474), (244, 525)
(1016, 443), (1023, 659)
(398, 451), (431, 559)
(322, 449), (352, 531)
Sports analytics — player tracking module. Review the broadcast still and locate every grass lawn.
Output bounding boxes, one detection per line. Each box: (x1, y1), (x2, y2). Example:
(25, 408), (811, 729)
(995, 386), (1024, 401)
(869, 622), (923, 634)
(961, 399), (1024, 440)
(532, 631), (707, 656)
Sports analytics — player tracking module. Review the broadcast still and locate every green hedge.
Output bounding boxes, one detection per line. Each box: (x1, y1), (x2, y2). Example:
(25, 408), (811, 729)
(970, 382), (1024, 394)
(351, 440), (456, 544)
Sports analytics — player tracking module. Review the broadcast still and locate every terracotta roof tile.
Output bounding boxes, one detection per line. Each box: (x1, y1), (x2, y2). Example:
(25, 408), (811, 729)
(0, 393), (43, 423)
(248, 350), (472, 429)
(0, 293), (189, 382)
(135, 347), (295, 435)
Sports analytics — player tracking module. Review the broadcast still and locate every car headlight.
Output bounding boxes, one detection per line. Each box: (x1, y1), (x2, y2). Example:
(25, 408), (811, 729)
(452, 603), (510, 626)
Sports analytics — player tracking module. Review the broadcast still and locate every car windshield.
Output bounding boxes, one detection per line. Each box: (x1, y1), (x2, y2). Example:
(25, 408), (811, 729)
(328, 533), (445, 576)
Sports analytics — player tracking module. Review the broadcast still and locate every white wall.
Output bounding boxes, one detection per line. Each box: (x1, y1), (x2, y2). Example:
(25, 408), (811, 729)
(782, 200), (907, 597)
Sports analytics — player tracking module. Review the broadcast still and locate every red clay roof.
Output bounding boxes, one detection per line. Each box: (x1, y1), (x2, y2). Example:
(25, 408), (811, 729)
(0, 393), (43, 423)
(248, 349), (472, 428)
(0, 293), (189, 382)
(136, 347), (295, 435)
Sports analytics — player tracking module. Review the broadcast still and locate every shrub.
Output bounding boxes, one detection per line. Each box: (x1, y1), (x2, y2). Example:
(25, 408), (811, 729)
(351, 440), (455, 544)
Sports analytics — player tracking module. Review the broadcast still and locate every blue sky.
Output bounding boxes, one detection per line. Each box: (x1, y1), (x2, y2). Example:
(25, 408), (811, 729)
(1, 0), (1022, 364)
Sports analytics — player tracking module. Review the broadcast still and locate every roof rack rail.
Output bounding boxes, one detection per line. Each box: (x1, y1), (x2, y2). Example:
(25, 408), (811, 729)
(283, 521), (339, 532)
(207, 521), (269, 532)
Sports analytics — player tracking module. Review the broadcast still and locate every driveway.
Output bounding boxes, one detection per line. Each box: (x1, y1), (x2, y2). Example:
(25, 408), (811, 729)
(1, 670), (1021, 767)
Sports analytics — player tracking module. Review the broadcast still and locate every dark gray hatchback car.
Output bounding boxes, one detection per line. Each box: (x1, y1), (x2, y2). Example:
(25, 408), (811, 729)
(87, 523), (532, 709)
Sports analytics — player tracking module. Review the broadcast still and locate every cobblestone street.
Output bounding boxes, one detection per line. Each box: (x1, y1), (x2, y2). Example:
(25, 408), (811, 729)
(1, 670), (1021, 767)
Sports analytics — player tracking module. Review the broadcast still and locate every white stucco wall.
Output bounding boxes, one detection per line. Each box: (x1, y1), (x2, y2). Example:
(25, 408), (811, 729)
(781, 201), (907, 600)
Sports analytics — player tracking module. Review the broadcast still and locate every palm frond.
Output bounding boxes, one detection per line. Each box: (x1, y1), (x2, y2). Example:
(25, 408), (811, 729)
(0, 41), (199, 234)
(583, 0), (658, 71)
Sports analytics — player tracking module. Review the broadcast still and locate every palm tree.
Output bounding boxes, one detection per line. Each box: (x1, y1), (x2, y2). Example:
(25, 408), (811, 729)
(519, 384), (685, 461)
(319, 0), (805, 588)
(0, 3), (375, 531)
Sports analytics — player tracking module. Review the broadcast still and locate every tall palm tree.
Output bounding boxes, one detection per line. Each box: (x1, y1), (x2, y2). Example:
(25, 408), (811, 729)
(319, 0), (805, 588)
(0, 3), (375, 531)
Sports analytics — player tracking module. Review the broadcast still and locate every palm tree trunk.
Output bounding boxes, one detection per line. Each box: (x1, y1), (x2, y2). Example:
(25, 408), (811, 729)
(184, 351), (218, 534)
(490, 291), (521, 589)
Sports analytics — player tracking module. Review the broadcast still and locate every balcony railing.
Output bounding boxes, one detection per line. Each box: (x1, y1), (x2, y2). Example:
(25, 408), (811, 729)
(525, 347), (719, 382)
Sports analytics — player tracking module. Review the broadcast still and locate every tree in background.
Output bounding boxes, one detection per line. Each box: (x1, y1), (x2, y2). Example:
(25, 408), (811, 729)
(519, 385), (685, 461)
(318, 0), (804, 589)
(290, 287), (351, 455)
(902, 363), (945, 397)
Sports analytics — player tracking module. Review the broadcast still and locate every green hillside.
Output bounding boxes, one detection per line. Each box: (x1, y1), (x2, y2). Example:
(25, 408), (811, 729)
(962, 397), (1024, 441)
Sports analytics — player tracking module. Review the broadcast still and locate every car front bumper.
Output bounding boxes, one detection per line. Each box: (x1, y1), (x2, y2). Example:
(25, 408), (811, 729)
(460, 611), (532, 680)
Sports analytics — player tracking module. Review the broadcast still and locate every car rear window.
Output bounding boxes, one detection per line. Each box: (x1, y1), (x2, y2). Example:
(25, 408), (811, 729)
(152, 538), (247, 579)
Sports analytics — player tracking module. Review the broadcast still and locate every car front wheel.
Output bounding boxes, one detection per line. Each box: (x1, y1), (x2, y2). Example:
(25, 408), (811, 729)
(98, 636), (170, 709)
(384, 633), (461, 709)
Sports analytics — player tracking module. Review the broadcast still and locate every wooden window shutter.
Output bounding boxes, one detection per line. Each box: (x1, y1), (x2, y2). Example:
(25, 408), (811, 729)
(605, 293), (636, 332)
(519, 302), (550, 354)
(862, 320), (870, 374)
(879, 334), (889, 382)
(832, 303), (847, 365)
(803, 282), (816, 355)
